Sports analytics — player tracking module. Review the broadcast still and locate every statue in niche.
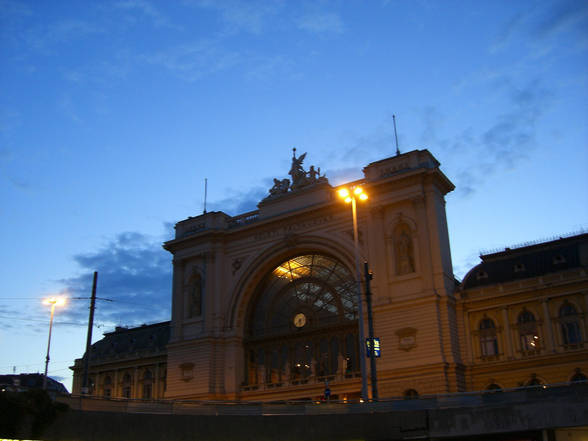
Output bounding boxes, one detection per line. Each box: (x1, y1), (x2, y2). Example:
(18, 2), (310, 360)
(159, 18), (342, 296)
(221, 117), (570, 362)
(394, 224), (415, 275)
(185, 268), (202, 317)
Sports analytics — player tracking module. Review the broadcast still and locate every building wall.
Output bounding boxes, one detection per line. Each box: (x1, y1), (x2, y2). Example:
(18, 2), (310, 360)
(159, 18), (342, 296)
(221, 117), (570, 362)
(458, 239), (588, 391)
(163, 150), (463, 401)
(71, 150), (588, 402)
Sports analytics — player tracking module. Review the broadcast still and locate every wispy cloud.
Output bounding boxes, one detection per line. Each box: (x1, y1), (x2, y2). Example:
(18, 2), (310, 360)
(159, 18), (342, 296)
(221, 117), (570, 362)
(434, 79), (551, 197)
(208, 185), (268, 214)
(490, 0), (588, 55)
(58, 231), (172, 329)
(24, 19), (104, 52)
(534, 0), (588, 40)
(296, 11), (344, 34)
(114, 0), (180, 30)
(142, 39), (242, 81)
(185, 0), (283, 35)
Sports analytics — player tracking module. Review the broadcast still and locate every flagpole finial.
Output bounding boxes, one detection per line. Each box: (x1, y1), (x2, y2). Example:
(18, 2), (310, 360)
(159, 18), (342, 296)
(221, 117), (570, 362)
(292, 147), (296, 159)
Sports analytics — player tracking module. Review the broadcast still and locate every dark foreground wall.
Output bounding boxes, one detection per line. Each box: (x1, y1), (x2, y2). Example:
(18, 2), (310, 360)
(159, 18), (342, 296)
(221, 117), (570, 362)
(5, 384), (588, 441)
(41, 410), (427, 441)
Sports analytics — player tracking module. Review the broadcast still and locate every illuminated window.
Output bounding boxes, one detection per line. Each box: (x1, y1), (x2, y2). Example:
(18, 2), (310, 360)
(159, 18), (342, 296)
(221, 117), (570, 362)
(518, 310), (539, 353)
(559, 302), (582, 346)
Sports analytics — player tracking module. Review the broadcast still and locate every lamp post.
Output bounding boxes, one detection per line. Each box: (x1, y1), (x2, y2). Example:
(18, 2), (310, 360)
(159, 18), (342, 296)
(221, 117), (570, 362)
(43, 296), (65, 390)
(338, 185), (369, 401)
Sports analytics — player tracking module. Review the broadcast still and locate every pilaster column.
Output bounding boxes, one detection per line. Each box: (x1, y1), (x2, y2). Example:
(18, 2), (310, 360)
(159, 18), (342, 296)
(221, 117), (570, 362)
(95, 372), (100, 396)
(155, 364), (160, 399)
(338, 352), (345, 381)
(133, 367), (139, 399)
(258, 365), (265, 387)
(542, 299), (556, 353)
(464, 311), (474, 363)
(171, 259), (185, 341)
(113, 370), (118, 398)
(502, 308), (514, 359)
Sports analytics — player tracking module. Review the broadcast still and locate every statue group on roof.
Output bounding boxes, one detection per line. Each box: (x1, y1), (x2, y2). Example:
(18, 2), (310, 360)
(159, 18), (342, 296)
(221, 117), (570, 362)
(265, 148), (328, 200)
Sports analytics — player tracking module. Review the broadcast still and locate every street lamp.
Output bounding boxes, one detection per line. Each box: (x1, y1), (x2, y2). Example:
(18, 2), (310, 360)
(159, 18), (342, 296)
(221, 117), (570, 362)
(338, 185), (369, 401)
(43, 296), (66, 390)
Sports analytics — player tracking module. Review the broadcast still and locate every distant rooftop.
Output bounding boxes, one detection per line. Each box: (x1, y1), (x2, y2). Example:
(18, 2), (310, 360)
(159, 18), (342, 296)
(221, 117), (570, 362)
(461, 232), (588, 290)
(79, 321), (170, 363)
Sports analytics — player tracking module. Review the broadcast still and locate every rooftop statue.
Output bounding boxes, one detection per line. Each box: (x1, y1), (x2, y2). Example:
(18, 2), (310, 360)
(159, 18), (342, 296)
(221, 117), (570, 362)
(264, 148), (328, 200)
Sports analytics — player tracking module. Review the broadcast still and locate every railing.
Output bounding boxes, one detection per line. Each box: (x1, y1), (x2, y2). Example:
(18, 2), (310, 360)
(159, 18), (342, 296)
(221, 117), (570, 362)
(228, 210), (259, 229)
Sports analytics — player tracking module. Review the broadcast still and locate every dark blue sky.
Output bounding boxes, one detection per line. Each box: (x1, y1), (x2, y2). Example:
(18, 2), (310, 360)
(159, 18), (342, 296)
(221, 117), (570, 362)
(1, 0), (587, 389)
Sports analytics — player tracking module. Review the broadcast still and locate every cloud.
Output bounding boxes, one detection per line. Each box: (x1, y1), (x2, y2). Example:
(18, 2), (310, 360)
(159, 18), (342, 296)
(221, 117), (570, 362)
(185, 0), (283, 35)
(534, 0), (588, 40)
(114, 0), (180, 30)
(297, 11), (344, 34)
(436, 80), (552, 197)
(490, 0), (588, 55)
(490, 10), (529, 53)
(58, 231), (172, 330)
(142, 39), (242, 81)
(208, 185), (268, 215)
(24, 19), (103, 52)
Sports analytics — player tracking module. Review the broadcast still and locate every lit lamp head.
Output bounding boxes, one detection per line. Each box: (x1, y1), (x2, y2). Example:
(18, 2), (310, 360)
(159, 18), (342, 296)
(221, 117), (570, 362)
(43, 296), (66, 307)
(337, 186), (368, 203)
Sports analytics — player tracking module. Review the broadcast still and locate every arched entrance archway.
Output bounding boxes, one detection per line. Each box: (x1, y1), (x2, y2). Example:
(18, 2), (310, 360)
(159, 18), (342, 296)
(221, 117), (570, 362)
(242, 254), (360, 394)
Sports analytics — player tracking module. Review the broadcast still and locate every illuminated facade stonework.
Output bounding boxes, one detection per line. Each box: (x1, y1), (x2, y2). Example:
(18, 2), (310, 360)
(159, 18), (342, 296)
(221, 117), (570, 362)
(162, 149), (460, 400)
(71, 149), (588, 401)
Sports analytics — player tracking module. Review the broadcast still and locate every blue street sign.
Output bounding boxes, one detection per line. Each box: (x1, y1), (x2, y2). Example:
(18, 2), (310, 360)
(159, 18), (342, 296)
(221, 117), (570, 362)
(366, 337), (381, 357)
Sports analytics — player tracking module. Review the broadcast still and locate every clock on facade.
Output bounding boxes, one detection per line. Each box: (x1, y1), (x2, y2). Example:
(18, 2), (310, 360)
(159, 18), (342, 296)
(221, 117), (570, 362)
(293, 313), (306, 328)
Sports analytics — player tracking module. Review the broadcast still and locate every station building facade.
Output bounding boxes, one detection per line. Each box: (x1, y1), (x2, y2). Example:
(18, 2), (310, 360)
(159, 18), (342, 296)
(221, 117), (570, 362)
(71, 149), (588, 401)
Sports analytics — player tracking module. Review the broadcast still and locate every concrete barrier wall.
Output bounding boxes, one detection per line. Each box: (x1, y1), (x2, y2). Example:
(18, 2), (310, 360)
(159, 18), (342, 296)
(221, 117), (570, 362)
(13, 384), (588, 441)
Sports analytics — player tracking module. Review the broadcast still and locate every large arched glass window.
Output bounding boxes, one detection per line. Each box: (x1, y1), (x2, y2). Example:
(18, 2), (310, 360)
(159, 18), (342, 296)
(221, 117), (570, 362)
(244, 254), (358, 390)
(479, 318), (499, 358)
(559, 302), (582, 346)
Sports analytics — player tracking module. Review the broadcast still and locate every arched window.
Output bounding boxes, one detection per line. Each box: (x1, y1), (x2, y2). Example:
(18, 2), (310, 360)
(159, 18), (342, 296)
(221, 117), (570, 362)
(142, 369), (153, 399)
(559, 302), (582, 346)
(571, 370), (587, 383)
(526, 375), (543, 387)
(244, 254), (358, 390)
(103, 375), (112, 398)
(479, 318), (499, 358)
(403, 389), (419, 399)
(517, 309), (539, 353)
(122, 373), (132, 398)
